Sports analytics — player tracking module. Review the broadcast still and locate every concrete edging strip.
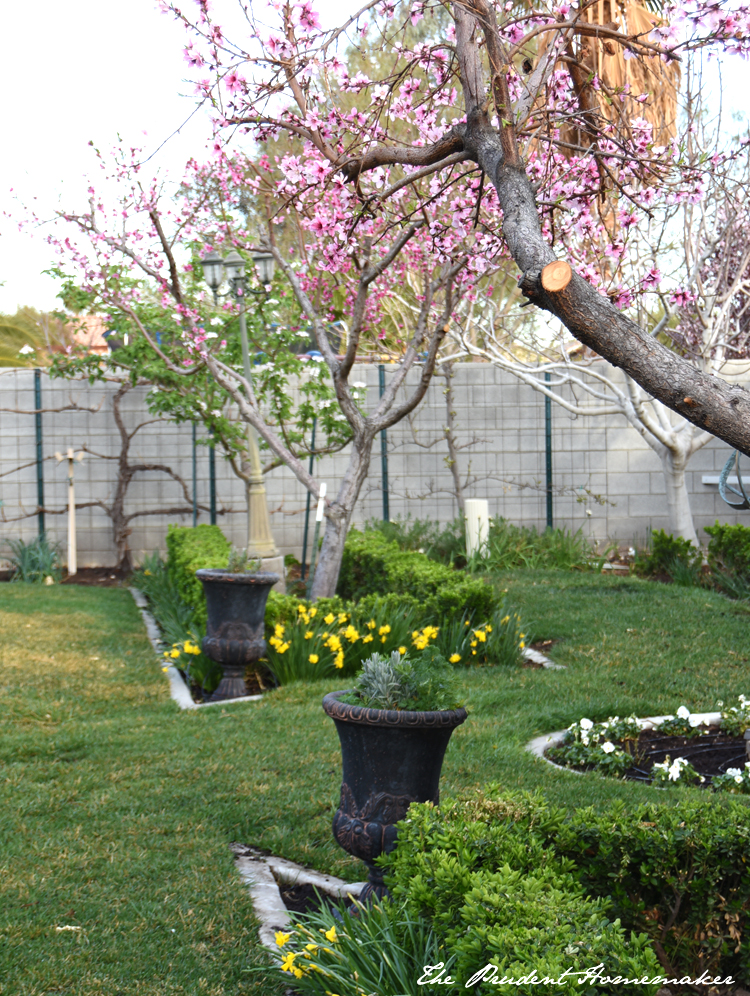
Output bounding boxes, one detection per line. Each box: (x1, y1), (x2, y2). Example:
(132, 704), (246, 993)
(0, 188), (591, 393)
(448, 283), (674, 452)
(129, 587), (263, 711)
(230, 844), (366, 952)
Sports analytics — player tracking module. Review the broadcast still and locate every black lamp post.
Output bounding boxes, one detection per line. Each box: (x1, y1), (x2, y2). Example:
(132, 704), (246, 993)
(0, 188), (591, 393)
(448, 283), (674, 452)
(199, 248), (280, 565)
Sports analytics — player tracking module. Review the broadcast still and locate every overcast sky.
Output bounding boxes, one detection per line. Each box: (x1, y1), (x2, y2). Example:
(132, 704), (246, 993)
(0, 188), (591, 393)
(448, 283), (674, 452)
(1, 1), (746, 316)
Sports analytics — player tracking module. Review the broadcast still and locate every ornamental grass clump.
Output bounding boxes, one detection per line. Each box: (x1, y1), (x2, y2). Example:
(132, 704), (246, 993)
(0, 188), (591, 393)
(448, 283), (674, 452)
(342, 648), (462, 712)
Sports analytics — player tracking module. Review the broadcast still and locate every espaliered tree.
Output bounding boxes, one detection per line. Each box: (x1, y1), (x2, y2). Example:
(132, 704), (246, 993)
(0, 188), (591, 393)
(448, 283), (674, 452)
(42, 0), (750, 594)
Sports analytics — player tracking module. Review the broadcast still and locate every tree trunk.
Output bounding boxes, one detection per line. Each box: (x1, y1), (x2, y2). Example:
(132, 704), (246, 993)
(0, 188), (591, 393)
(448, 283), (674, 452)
(310, 433), (375, 600)
(660, 451), (699, 546)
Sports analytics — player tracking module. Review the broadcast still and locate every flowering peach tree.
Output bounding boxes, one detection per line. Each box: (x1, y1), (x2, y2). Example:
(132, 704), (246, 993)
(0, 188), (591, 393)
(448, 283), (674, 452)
(40, 0), (750, 595)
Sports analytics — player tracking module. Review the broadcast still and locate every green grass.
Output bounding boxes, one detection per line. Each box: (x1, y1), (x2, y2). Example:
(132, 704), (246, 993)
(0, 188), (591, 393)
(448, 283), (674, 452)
(2, 573), (750, 993)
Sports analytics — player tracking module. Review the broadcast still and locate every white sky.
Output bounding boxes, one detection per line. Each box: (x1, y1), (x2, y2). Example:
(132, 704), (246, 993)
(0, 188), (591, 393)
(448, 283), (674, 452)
(1, 1), (746, 315)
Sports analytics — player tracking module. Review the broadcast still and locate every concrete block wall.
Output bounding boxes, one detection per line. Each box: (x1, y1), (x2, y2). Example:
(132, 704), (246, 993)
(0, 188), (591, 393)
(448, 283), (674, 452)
(1, 363), (747, 568)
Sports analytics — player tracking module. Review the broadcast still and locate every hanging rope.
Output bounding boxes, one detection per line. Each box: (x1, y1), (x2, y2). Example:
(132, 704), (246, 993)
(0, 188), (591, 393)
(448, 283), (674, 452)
(718, 450), (750, 510)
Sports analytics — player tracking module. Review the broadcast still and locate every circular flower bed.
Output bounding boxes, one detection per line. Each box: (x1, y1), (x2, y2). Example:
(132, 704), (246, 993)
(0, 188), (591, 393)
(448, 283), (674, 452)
(544, 696), (750, 792)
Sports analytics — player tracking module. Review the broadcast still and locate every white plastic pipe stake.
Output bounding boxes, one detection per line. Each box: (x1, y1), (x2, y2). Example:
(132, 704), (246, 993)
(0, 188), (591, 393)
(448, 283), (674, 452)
(315, 482), (327, 522)
(465, 499), (489, 558)
(55, 448), (84, 576)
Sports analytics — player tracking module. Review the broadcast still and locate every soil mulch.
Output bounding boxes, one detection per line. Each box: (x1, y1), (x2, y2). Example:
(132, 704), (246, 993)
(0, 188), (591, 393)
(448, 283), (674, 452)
(278, 883), (339, 917)
(0, 567), (131, 587)
(549, 725), (750, 787)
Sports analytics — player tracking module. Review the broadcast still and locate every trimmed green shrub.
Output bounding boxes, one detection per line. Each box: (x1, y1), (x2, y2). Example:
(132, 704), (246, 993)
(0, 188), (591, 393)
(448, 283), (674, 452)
(380, 796), (661, 993)
(338, 529), (495, 620)
(636, 529), (702, 585)
(165, 524), (231, 628)
(705, 521), (750, 598)
(397, 786), (750, 983)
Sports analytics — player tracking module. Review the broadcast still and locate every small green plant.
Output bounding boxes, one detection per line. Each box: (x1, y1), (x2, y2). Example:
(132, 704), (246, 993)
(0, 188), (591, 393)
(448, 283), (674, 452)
(712, 763), (750, 794)
(550, 716), (639, 777)
(719, 694), (750, 735)
(705, 521), (750, 599)
(469, 517), (596, 572)
(226, 545), (260, 573)
(6, 535), (63, 583)
(656, 705), (706, 738)
(636, 529), (702, 585)
(343, 647), (462, 711)
(650, 755), (705, 787)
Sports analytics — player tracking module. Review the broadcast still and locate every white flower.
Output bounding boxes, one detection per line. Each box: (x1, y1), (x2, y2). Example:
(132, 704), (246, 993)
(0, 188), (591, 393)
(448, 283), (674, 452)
(601, 741), (616, 754)
(204, 331), (218, 339)
(579, 718), (594, 730)
(352, 381), (366, 388)
(581, 732), (590, 746)
(676, 706), (690, 720)
(726, 768), (743, 777)
(19, 343), (35, 355)
(735, 775), (744, 784)
(689, 714), (703, 727)
(210, 317), (223, 326)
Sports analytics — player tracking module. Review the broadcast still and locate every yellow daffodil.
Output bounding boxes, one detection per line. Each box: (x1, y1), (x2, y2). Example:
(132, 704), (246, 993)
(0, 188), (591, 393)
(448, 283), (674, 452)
(304, 631), (313, 640)
(470, 640), (477, 648)
(275, 931), (291, 947)
(309, 654), (319, 664)
(362, 634), (373, 643)
(366, 619), (376, 630)
(324, 925), (338, 943)
(520, 633), (525, 639)
(473, 630), (487, 643)
(449, 654), (461, 663)
(305, 943), (318, 952)
(464, 620), (470, 626)
(378, 624), (391, 636)
(170, 648), (181, 659)
(161, 665), (170, 672)
(520, 641), (525, 649)
(501, 615), (510, 625)
(278, 642), (290, 654)
(343, 625), (360, 643)
(324, 613), (335, 625)
(274, 623), (285, 638)
(337, 613), (348, 624)
(412, 630), (419, 640)
(486, 625), (492, 633)
(144, 569), (152, 576)
(472, 650), (477, 656)
(280, 952), (298, 973)
(398, 646), (407, 655)
(334, 651), (344, 669)
(309, 607), (317, 617)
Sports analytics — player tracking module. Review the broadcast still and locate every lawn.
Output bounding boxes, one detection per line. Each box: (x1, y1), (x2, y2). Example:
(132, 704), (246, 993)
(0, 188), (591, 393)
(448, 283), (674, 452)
(1, 572), (749, 995)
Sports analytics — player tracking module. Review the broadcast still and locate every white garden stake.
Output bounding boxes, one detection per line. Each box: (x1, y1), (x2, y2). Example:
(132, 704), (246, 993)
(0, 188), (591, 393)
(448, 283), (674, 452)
(465, 499), (490, 558)
(55, 448), (85, 576)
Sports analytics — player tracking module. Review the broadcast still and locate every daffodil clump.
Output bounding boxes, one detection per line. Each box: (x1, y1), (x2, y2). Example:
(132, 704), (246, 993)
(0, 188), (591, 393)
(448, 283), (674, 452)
(432, 600), (525, 667)
(264, 604), (444, 684)
(272, 901), (450, 996)
(160, 637), (220, 694)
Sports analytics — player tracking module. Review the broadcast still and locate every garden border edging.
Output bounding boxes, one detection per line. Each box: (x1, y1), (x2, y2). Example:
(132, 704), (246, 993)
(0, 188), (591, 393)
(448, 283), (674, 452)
(230, 844), (367, 951)
(130, 587), (263, 710)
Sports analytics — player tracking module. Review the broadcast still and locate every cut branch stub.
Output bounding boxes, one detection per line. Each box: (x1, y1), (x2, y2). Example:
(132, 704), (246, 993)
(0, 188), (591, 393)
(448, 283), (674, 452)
(541, 261), (573, 293)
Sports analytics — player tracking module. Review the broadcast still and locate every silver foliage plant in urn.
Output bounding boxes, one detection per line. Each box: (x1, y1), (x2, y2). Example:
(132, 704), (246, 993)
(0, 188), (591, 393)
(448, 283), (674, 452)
(323, 648), (467, 902)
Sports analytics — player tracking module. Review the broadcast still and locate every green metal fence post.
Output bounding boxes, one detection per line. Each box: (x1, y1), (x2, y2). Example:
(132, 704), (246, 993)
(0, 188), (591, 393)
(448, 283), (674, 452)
(544, 371), (553, 529)
(378, 364), (389, 522)
(34, 368), (45, 537)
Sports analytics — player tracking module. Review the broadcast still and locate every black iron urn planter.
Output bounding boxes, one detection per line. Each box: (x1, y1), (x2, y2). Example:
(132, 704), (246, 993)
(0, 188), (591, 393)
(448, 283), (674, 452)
(322, 690), (467, 902)
(195, 569), (279, 703)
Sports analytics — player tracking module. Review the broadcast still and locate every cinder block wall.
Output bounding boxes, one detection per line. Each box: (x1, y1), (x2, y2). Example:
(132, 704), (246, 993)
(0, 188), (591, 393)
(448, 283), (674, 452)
(1, 363), (747, 568)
